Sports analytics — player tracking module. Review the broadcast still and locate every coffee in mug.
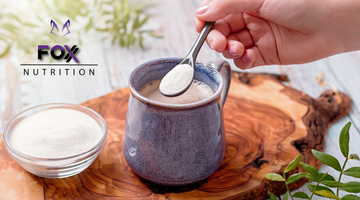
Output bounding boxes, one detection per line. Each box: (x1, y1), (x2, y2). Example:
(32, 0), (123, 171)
(139, 79), (214, 104)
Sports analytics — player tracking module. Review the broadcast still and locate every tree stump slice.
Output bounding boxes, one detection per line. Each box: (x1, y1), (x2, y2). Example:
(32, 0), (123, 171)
(0, 72), (351, 200)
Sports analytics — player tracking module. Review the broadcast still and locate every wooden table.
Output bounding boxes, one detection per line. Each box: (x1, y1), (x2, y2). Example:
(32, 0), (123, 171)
(0, 0), (359, 199)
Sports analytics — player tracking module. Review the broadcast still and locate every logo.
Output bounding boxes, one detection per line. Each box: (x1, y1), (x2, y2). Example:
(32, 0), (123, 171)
(50, 19), (71, 41)
(21, 19), (97, 76)
(38, 19), (79, 63)
(38, 44), (79, 63)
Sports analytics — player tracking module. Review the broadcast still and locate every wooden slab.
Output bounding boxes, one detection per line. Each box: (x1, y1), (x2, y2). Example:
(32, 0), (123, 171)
(0, 72), (351, 199)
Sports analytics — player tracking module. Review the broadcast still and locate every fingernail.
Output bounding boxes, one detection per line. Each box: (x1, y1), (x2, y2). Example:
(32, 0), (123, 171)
(209, 41), (214, 50)
(228, 45), (238, 57)
(241, 52), (251, 62)
(195, 4), (208, 14)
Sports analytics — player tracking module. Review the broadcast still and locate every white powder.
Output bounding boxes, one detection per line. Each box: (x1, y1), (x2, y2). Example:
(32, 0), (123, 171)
(9, 108), (102, 158)
(140, 79), (214, 104)
(159, 64), (194, 95)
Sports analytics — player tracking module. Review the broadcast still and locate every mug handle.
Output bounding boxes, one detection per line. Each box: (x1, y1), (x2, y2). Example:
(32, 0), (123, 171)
(203, 58), (231, 106)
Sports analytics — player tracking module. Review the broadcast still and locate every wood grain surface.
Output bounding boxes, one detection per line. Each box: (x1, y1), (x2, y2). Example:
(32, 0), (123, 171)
(1, 1), (360, 199)
(0, 72), (351, 200)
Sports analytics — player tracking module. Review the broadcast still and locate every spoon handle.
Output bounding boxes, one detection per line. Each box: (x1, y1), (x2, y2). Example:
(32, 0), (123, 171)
(183, 21), (215, 65)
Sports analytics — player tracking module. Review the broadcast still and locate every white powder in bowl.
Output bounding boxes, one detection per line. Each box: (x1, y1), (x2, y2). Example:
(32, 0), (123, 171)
(9, 108), (103, 158)
(159, 64), (194, 95)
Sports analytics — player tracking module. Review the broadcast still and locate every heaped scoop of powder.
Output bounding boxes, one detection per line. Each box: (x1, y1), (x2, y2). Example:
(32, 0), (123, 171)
(159, 64), (194, 95)
(9, 108), (102, 158)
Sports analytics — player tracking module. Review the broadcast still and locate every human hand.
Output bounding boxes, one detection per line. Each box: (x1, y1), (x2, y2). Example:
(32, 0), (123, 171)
(194, 0), (360, 69)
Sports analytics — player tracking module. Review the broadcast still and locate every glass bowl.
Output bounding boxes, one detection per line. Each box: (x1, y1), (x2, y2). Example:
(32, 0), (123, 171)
(3, 103), (107, 179)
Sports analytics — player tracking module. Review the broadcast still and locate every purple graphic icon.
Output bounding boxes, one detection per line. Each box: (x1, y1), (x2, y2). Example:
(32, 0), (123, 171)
(50, 19), (71, 41)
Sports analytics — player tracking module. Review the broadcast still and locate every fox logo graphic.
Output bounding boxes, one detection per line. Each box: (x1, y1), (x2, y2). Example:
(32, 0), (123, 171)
(50, 19), (71, 42)
(37, 19), (79, 63)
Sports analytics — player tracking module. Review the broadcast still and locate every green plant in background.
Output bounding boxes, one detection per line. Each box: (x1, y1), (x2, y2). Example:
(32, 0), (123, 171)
(0, 11), (60, 58)
(40, 0), (90, 22)
(86, 0), (161, 49)
(0, 0), (160, 58)
(266, 122), (360, 200)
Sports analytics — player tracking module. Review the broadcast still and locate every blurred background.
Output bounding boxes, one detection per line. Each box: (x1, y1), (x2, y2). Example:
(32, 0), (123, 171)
(1, 0), (360, 198)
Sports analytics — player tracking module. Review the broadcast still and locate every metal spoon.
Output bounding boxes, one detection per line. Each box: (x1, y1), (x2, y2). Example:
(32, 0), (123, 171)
(159, 21), (215, 97)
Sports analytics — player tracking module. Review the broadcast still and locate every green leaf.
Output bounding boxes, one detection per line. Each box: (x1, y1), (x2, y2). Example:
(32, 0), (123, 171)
(6, 13), (21, 22)
(1, 23), (18, 33)
(344, 167), (360, 178)
(121, 15), (130, 31)
(319, 173), (336, 181)
(84, 17), (93, 33)
(286, 172), (307, 184)
(125, 35), (130, 48)
(321, 181), (346, 188)
(139, 33), (144, 50)
(283, 191), (289, 200)
(102, 10), (112, 16)
(265, 173), (285, 182)
(312, 149), (342, 171)
(305, 173), (336, 182)
(292, 191), (310, 199)
(0, 42), (12, 58)
(95, 28), (110, 32)
(114, 2), (119, 17)
(128, 33), (135, 45)
(314, 190), (340, 199)
(300, 162), (319, 178)
(285, 154), (302, 173)
(23, 22), (38, 28)
(342, 194), (360, 200)
(132, 13), (140, 30)
(339, 181), (360, 193)
(305, 173), (335, 182)
(119, 33), (125, 46)
(138, 15), (150, 28)
(269, 192), (277, 200)
(93, 0), (156, 49)
(112, 35), (118, 45)
(144, 31), (163, 38)
(307, 183), (335, 197)
(340, 122), (351, 158)
(305, 173), (319, 182)
(121, 0), (130, 13)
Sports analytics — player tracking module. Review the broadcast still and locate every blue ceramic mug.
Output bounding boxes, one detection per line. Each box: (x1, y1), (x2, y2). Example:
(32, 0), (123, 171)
(124, 57), (231, 186)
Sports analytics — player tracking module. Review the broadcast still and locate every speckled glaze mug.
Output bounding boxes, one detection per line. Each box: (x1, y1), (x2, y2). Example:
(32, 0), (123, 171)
(124, 57), (231, 186)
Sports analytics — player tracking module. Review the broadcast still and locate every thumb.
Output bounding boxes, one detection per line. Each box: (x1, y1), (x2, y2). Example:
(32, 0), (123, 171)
(195, 0), (265, 22)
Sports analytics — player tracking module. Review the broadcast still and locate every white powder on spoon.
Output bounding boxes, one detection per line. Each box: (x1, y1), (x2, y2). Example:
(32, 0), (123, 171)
(9, 108), (102, 158)
(159, 64), (194, 96)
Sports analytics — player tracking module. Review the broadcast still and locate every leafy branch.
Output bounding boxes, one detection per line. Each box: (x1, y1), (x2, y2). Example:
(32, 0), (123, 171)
(266, 122), (360, 200)
(0, 11), (60, 58)
(85, 0), (162, 49)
